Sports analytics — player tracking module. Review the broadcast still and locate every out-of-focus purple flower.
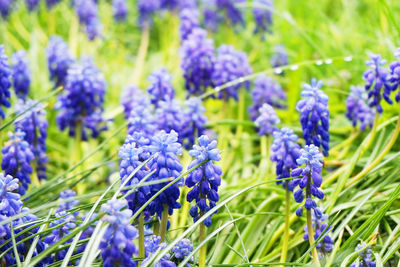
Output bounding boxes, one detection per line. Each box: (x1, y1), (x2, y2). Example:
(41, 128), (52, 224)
(0, 0), (13, 18)
(147, 68), (176, 107)
(255, 103), (280, 136)
(303, 211), (333, 255)
(160, 0), (180, 10)
(46, 0), (61, 9)
(296, 78), (329, 156)
(181, 28), (215, 96)
(346, 85), (375, 131)
(216, 0), (245, 26)
(0, 45), (11, 119)
(25, 0), (39, 11)
(12, 51), (31, 100)
(156, 98), (185, 136)
(253, 0), (273, 38)
(75, 0), (102, 40)
(120, 85), (149, 118)
(388, 48), (400, 102)
(179, 8), (200, 41)
(202, 3), (223, 32)
(271, 44), (288, 68)
(249, 74), (286, 121)
(181, 97), (208, 148)
(113, 0), (128, 22)
(137, 0), (161, 28)
(212, 44), (252, 101)
(128, 103), (157, 139)
(363, 54), (392, 113)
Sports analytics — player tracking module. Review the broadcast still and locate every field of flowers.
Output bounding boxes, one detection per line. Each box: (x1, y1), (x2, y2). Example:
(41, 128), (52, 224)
(0, 0), (400, 266)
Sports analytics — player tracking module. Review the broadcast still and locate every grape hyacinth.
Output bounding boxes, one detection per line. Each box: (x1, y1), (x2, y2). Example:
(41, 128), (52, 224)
(112, 0), (128, 22)
(179, 7), (200, 41)
(119, 132), (152, 214)
(270, 127), (301, 188)
(252, 0), (273, 38)
(296, 78), (330, 156)
(271, 44), (288, 68)
(0, 45), (11, 119)
(388, 48), (400, 102)
(143, 234), (175, 266)
(147, 68), (176, 107)
(56, 189), (79, 215)
(303, 211), (333, 255)
(75, 0), (102, 40)
(15, 99), (49, 180)
(156, 98), (185, 135)
(148, 130), (183, 217)
(25, 0), (39, 11)
(291, 144), (324, 216)
(346, 85), (375, 131)
(45, 0), (61, 9)
(46, 36), (75, 88)
(249, 74), (286, 121)
(2, 130), (35, 195)
(120, 85), (149, 118)
(186, 135), (222, 227)
(363, 54), (392, 113)
(181, 97), (208, 148)
(137, 0), (161, 28)
(254, 103), (280, 136)
(181, 28), (215, 96)
(350, 243), (376, 267)
(212, 44), (252, 101)
(0, 0), (12, 18)
(0, 173), (23, 216)
(100, 199), (138, 267)
(56, 57), (106, 140)
(160, 0), (179, 10)
(11, 51), (31, 100)
(202, 2), (223, 32)
(128, 103), (157, 139)
(171, 238), (194, 265)
(216, 0), (245, 27)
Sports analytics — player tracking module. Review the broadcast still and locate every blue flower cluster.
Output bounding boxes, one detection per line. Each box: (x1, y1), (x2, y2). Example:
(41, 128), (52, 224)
(156, 98), (185, 135)
(148, 130), (183, 217)
(56, 57), (106, 140)
(181, 97), (208, 148)
(249, 74), (286, 121)
(270, 127), (301, 188)
(11, 50), (31, 100)
(0, 0), (12, 18)
(0, 173), (23, 216)
(212, 44), (252, 101)
(181, 28), (215, 96)
(271, 44), (288, 68)
(252, 0), (273, 38)
(186, 135), (222, 227)
(172, 238), (194, 265)
(216, 0), (245, 27)
(179, 7), (200, 41)
(0, 45), (12, 119)
(112, 0), (128, 22)
(296, 78), (330, 156)
(100, 199), (138, 267)
(75, 0), (102, 40)
(46, 0), (61, 9)
(303, 211), (333, 255)
(46, 36), (75, 88)
(25, 0), (39, 11)
(137, 0), (160, 28)
(15, 99), (49, 180)
(147, 68), (176, 107)
(2, 130), (35, 195)
(202, 2), (222, 32)
(350, 243), (376, 267)
(346, 85), (375, 131)
(121, 85), (146, 118)
(291, 145), (324, 216)
(56, 189), (79, 215)
(128, 100), (156, 139)
(363, 54), (392, 113)
(388, 48), (400, 102)
(255, 103), (280, 136)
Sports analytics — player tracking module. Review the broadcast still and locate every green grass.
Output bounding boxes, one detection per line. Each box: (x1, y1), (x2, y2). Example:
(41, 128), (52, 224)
(1, 0), (400, 266)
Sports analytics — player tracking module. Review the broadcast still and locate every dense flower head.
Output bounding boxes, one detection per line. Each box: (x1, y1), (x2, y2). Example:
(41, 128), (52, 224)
(100, 199), (138, 267)
(75, 0), (102, 40)
(212, 44), (252, 101)
(2, 130), (35, 195)
(119, 132), (152, 214)
(186, 135), (222, 227)
(271, 44), (288, 68)
(0, 45), (11, 119)
(56, 189), (79, 214)
(160, 0), (180, 10)
(388, 47), (400, 102)
(350, 243), (376, 267)
(144, 234), (175, 266)
(147, 68), (176, 107)
(363, 54), (392, 113)
(270, 127), (301, 188)
(181, 97), (208, 148)
(156, 98), (185, 135)
(56, 57), (106, 140)
(296, 78), (329, 156)
(181, 28), (215, 96)
(0, 0), (12, 18)
(255, 103), (280, 136)
(120, 85), (150, 118)
(15, 99), (49, 180)
(346, 85), (376, 131)
(252, 0), (273, 38)
(128, 103), (157, 139)
(249, 74), (286, 121)
(148, 130), (183, 216)
(216, 0), (245, 26)
(137, 0), (161, 28)
(11, 50), (31, 100)
(171, 238), (193, 264)
(290, 144), (324, 216)
(45, 0), (61, 9)
(0, 173), (23, 216)
(202, 2), (223, 32)
(303, 211), (333, 255)
(46, 36), (75, 88)
(179, 8), (200, 41)
(25, 0), (39, 11)
(113, 0), (128, 22)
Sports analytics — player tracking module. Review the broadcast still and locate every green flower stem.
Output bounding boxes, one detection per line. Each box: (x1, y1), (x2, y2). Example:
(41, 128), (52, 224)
(306, 208), (320, 267)
(259, 135), (269, 180)
(199, 217), (207, 267)
(132, 23), (150, 85)
(138, 213), (145, 267)
(280, 186), (291, 265)
(235, 89), (246, 140)
(74, 123), (84, 194)
(346, 109), (400, 188)
(160, 204), (169, 242)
